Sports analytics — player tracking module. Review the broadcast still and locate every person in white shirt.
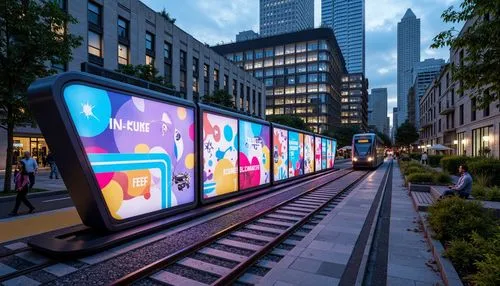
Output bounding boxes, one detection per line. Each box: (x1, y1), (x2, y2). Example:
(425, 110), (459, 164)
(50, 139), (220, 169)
(21, 151), (38, 189)
(421, 152), (428, 165)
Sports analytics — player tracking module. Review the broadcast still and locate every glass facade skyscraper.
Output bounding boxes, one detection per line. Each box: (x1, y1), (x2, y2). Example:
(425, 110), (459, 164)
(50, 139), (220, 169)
(397, 8), (420, 127)
(260, 0), (314, 37)
(321, 0), (365, 74)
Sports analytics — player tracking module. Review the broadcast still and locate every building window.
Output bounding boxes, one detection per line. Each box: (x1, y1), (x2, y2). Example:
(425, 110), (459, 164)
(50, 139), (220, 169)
(164, 63), (172, 83)
(88, 31), (102, 57)
(459, 104), (464, 125)
(285, 44), (295, 54)
(146, 55), (154, 65)
(118, 44), (128, 65)
(213, 68), (219, 84)
(307, 41), (318, 51)
(145, 32), (154, 52)
(484, 104), (490, 117)
(472, 126), (492, 157)
(193, 57), (199, 76)
(164, 42), (172, 60)
(193, 77), (199, 93)
(471, 98), (476, 121)
(118, 18), (128, 40)
(180, 50), (187, 69)
(224, 75), (229, 92)
(180, 71), (186, 89)
(255, 50), (264, 59)
(275, 46), (284, 56)
(245, 51), (253, 60)
(264, 48), (273, 57)
(88, 2), (101, 27)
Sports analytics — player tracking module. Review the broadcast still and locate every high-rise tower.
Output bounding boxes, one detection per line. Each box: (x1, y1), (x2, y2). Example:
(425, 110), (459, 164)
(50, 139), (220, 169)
(260, 0), (314, 37)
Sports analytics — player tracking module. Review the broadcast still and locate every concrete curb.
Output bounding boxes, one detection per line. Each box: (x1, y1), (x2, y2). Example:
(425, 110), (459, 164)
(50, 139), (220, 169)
(417, 212), (464, 286)
(0, 190), (68, 202)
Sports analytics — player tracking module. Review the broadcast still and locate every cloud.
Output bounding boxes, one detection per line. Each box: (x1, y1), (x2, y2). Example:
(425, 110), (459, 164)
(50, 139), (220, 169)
(196, 0), (257, 28)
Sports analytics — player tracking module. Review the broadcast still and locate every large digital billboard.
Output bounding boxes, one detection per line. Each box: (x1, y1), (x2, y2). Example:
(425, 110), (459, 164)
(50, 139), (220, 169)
(63, 84), (195, 220)
(288, 131), (301, 177)
(322, 138), (327, 170)
(327, 140), (333, 169)
(273, 128), (288, 181)
(304, 134), (314, 174)
(203, 112), (238, 199)
(315, 136), (322, 171)
(239, 120), (271, 190)
(299, 133), (304, 175)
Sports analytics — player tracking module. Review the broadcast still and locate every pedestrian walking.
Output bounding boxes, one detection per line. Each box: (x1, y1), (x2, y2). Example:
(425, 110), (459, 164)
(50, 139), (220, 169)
(421, 151), (428, 165)
(9, 162), (35, 216)
(46, 151), (59, 179)
(21, 151), (38, 189)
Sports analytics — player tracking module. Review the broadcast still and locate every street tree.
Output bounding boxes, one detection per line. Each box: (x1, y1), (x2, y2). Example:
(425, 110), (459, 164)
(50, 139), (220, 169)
(377, 131), (392, 147)
(395, 121), (419, 147)
(0, 1), (82, 192)
(202, 89), (236, 109)
(432, 0), (500, 109)
(267, 115), (310, 132)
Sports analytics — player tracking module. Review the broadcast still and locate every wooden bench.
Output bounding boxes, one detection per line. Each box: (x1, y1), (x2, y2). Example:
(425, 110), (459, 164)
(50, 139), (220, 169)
(410, 191), (434, 211)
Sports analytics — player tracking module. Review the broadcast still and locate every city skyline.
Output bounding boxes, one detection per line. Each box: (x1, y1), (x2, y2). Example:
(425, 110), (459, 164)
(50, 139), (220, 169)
(141, 0), (459, 126)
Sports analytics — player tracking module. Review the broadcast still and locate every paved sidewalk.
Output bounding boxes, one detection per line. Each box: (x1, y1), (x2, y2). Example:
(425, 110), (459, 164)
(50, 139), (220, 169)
(258, 162), (389, 286)
(387, 161), (443, 285)
(0, 169), (66, 192)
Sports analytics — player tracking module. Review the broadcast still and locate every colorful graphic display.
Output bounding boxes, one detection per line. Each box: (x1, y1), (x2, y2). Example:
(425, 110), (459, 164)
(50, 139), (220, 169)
(304, 135), (315, 174)
(331, 140), (337, 168)
(273, 128), (288, 181)
(63, 84), (195, 220)
(288, 131), (302, 177)
(315, 136), (322, 171)
(203, 112), (238, 199)
(322, 138), (327, 170)
(299, 133), (304, 175)
(327, 140), (333, 169)
(239, 120), (271, 190)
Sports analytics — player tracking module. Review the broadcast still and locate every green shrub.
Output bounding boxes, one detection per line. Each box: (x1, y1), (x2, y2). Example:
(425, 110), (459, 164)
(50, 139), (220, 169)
(470, 254), (500, 286)
(404, 166), (426, 176)
(433, 172), (451, 184)
(440, 156), (471, 175)
(472, 185), (487, 200)
(485, 186), (500, 202)
(406, 172), (434, 184)
(428, 197), (496, 242)
(445, 238), (484, 276)
(409, 153), (421, 161)
(474, 173), (492, 188)
(469, 159), (500, 187)
(428, 155), (444, 167)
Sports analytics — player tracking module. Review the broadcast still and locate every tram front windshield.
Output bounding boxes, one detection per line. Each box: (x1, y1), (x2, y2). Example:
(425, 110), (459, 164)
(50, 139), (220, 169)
(354, 138), (372, 156)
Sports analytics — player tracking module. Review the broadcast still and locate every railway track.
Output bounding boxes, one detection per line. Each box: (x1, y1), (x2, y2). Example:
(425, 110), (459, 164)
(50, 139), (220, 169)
(112, 169), (372, 286)
(0, 168), (351, 285)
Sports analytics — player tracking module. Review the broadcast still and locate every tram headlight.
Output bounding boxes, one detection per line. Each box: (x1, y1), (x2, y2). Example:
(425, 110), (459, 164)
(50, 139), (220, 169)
(368, 156), (374, 162)
(353, 157), (358, 162)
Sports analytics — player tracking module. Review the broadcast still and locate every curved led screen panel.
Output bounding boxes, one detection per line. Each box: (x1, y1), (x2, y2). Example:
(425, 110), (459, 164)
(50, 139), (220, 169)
(27, 72), (197, 231)
(288, 131), (303, 178)
(202, 112), (239, 199)
(327, 140), (333, 169)
(331, 140), (337, 168)
(238, 120), (271, 190)
(304, 134), (315, 174)
(273, 128), (288, 181)
(315, 136), (322, 171)
(322, 138), (328, 170)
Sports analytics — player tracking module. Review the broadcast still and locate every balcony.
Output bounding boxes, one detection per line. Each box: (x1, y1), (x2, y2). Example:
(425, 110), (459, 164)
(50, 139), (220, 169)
(440, 104), (455, 115)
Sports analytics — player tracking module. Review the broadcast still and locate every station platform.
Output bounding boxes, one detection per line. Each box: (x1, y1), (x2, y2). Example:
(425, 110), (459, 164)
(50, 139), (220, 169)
(257, 160), (444, 286)
(0, 208), (81, 244)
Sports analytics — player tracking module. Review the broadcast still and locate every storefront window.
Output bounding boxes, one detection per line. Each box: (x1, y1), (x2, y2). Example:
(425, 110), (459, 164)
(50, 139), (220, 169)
(472, 126), (492, 157)
(13, 137), (49, 165)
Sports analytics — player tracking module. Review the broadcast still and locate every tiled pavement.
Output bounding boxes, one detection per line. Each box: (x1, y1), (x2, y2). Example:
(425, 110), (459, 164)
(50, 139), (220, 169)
(258, 162), (390, 286)
(387, 161), (443, 286)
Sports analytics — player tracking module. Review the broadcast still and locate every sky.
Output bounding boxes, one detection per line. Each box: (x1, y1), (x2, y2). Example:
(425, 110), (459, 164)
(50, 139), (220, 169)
(142, 0), (462, 126)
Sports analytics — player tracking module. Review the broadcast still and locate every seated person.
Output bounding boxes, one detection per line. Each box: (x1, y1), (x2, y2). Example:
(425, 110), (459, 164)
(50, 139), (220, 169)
(441, 164), (472, 199)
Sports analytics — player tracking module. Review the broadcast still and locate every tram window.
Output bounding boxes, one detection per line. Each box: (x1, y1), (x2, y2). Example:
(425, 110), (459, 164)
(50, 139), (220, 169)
(354, 139), (372, 155)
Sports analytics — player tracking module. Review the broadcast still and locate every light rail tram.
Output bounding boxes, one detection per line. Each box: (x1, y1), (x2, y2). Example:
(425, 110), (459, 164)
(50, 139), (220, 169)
(352, 133), (384, 169)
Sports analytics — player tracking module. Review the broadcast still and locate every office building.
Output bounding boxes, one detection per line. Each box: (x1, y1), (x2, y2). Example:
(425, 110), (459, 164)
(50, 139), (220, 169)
(236, 30), (259, 42)
(419, 19), (500, 158)
(260, 0), (314, 37)
(213, 28), (347, 133)
(392, 107), (398, 142)
(0, 0), (265, 169)
(321, 0), (365, 74)
(397, 8), (420, 127)
(341, 73), (369, 131)
(368, 88), (388, 135)
(410, 58), (445, 128)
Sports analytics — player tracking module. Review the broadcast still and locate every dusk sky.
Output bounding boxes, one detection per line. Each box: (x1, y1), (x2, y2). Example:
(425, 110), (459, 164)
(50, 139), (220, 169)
(142, 0), (461, 126)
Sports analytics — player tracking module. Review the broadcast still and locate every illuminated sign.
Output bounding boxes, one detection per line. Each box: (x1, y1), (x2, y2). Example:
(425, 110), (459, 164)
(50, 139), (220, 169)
(63, 84), (196, 221)
(288, 131), (301, 177)
(239, 120), (271, 190)
(203, 112), (238, 198)
(315, 136), (322, 171)
(322, 138), (327, 170)
(273, 128), (288, 181)
(304, 134), (314, 174)
(356, 139), (370, 143)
